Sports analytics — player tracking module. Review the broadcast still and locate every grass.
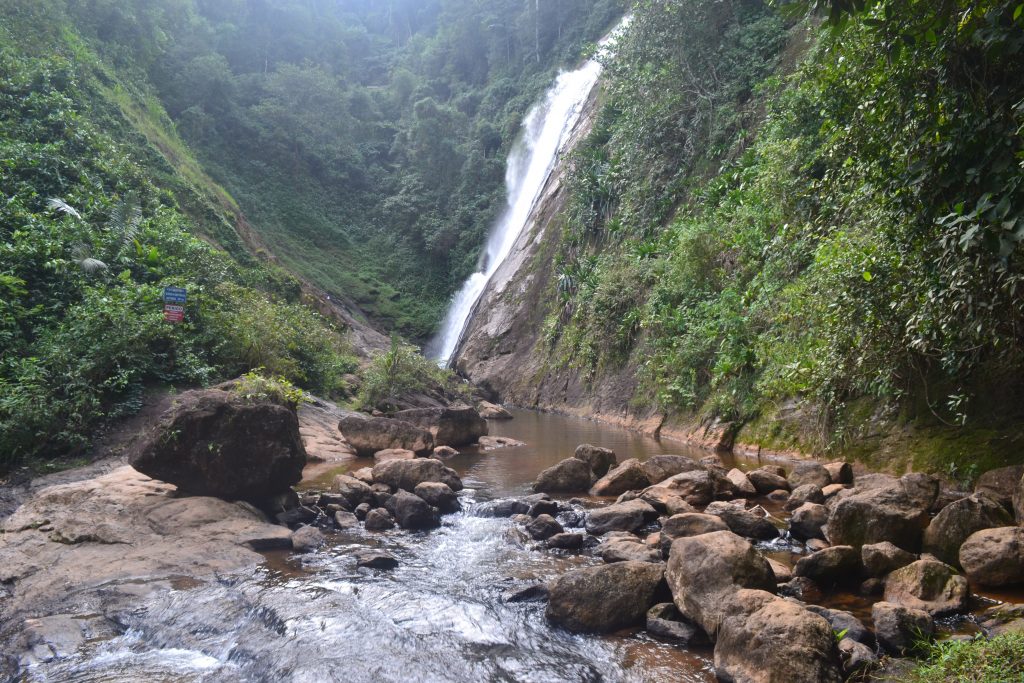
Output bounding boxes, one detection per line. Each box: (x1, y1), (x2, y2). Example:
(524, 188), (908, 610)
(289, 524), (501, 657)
(903, 633), (1024, 683)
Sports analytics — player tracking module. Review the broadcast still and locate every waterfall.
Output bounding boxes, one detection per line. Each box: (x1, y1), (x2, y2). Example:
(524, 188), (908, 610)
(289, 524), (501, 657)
(426, 21), (627, 366)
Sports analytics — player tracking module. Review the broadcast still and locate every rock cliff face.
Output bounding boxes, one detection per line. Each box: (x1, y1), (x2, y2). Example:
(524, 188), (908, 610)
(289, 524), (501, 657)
(453, 88), (663, 434)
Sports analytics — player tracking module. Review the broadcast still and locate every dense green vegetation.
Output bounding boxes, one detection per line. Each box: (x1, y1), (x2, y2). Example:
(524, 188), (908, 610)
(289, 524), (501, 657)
(37, 0), (624, 338)
(545, 0), (1024, 455)
(905, 632), (1024, 683)
(0, 12), (360, 469)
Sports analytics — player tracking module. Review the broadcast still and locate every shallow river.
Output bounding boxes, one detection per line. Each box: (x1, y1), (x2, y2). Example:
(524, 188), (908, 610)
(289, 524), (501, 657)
(24, 409), (1019, 682)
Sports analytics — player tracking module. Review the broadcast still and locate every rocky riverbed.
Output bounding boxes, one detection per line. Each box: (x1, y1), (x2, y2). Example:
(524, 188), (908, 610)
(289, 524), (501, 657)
(1, 393), (1022, 682)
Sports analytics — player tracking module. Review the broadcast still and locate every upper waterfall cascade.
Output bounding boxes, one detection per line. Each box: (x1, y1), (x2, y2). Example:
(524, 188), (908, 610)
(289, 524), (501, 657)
(426, 21), (627, 366)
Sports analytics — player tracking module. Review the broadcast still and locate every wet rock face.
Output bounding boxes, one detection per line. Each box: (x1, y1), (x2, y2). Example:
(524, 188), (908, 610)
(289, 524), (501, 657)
(371, 458), (463, 493)
(525, 514), (564, 541)
(533, 458), (594, 493)
(883, 559), (969, 616)
(338, 415), (434, 456)
(393, 405), (487, 448)
(959, 526), (1024, 587)
(666, 531), (776, 637)
(573, 444), (617, 477)
(387, 491), (441, 530)
(130, 386), (306, 505)
(825, 474), (937, 551)
(922, 494), (1012, 566)
(413, 482), (460, 514)
(714, 599), (843, 683)
(545, 561), (666, 633)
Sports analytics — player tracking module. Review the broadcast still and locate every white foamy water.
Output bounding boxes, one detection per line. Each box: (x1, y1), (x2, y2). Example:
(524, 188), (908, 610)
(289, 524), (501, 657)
(426, 22), (627, 366)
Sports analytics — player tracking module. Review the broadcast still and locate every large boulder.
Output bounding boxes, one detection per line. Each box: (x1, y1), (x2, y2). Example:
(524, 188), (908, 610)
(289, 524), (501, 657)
(726, 468), (757, 497)
(704, 501), (778, 540)
(641, 455), (702, 485)
(789, 462), (832, 489)
(387, 490), (441, 530)
(790, 503), (828, 541)
(413, 481), (460, 514)
(130, 385), (306, 504)
(393, 405), (487, 447)
(872, 602), (933, 654)
(639, 488), (698, 516)
(825, 473), (937, 551)
(642, 470), (716, 507)
(785, 484), (825, 511)
(747, 468), (791, 495)
(339, 415), (433, 456)
(666, 531), (776, 637)
(477, 401), (513, 420)
(573, 444), (617, 477)
(590, 459), (651, 497)
(862, 541), (917, 577)
(959, 526), (1024, 587)
(715, 599), (842, 683)
(922, 494), (1012, 566)
(546, 561), (666, 633)
(600, 536), (663, 564)
(525, 514), (564, 541)
(371, 458), (463, 492)
(533, 458), (594, 493)
(793, 546), (861, 587)
(974, 465), (1024, 513)
(586, 499), (657, 536)
(824, 462), (854, 485)
(883, 559), (969, 616)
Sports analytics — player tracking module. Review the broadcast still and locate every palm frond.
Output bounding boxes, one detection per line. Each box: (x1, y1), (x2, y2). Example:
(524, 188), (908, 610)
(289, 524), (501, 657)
(78, 257), (108, 273)
(108, 197), (142, 246)
(71, 242), (107, 273)
(47, 197), (82, 220)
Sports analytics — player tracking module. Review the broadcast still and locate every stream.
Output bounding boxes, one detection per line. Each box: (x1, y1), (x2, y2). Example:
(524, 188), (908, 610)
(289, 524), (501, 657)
(26, 410), (729, 683)
(21, 409), (1023, 682)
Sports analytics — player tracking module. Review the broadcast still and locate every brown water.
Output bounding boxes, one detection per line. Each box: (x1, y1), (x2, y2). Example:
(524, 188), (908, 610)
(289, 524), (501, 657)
(24, 408), (1022, 682)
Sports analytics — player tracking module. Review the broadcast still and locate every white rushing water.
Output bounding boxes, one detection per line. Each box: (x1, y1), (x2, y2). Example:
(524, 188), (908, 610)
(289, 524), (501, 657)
(426, 23), (627, 366)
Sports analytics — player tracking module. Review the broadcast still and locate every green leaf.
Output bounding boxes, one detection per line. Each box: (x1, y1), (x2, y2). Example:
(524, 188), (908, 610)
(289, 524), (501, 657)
(862, 271), (873, 282)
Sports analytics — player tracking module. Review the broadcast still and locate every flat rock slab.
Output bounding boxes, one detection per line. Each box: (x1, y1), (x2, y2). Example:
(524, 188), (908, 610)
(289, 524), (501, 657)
(0, 466), (285, 618)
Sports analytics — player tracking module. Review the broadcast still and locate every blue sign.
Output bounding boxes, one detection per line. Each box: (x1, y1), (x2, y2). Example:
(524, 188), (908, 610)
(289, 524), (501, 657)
(162, 286), (187, 304)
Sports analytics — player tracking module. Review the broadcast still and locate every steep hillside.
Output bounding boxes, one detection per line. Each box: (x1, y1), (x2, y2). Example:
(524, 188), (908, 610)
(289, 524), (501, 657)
(457, 0), (1024, 477)
(43, 0), (626, 339)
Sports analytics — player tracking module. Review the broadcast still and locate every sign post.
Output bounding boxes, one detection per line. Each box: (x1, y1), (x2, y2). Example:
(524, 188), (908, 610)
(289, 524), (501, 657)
(162, 286), (187, 323)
